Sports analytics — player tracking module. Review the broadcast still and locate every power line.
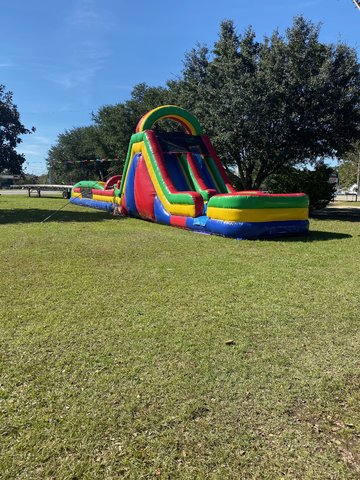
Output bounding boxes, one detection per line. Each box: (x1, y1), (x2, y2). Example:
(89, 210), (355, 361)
(65, 158), (120, 165)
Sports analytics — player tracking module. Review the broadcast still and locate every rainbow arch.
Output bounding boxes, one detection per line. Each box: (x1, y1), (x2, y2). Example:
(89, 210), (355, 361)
(136, 105), (203, 136)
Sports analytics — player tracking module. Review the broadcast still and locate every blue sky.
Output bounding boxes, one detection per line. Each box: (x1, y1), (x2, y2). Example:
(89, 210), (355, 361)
(1, 0), (359, 175)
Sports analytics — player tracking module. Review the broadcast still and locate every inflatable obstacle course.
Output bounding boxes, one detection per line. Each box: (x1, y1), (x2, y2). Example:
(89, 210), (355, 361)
(71, 176), (121, 211)
(71, 106), (309, 239)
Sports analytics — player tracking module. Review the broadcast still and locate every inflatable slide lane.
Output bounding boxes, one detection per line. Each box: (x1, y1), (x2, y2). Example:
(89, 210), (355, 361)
(71, 105), (309, 239)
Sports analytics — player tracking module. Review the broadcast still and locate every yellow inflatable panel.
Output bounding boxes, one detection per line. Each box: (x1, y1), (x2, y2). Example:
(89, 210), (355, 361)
(92, 194), (114, 203)
(207, 207), (309, 223)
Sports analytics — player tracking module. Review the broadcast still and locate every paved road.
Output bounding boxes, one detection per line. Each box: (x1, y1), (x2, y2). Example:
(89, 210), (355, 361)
(1, 189), (28, 195)
(0, 189), (63, 196)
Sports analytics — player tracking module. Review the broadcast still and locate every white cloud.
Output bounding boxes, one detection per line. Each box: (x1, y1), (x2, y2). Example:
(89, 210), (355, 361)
(67, 0), (114, 28)
(46, 62), (104, 89)
(0, 62), (14, 68)
(45, 1), (113, 91)
(34, 136), (54, 146)
(46, 72), (79, 89)
(18, 135), (55, 158)
(18, 146), (43, 156)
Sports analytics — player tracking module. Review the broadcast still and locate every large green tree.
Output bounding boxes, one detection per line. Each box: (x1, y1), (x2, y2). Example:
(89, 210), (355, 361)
(47, 126), (109, 183)
(268, 163), (337, 210)
(0, 84), (34, 174)
(93, 83), (171, 172)
(47, 83), (170, 181)
(338, 141), (360, 190)
(172, 17), (360, 189)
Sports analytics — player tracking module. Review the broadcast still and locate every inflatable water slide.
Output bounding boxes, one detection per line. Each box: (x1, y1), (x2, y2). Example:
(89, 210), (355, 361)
(71, 106), (309, 239)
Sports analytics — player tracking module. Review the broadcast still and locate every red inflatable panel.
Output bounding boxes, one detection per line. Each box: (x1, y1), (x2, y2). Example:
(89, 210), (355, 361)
(104, 175), (121, 190)
(186, 152), (209, 191)
(134, 155), (156, 220)
(92, 189), (114, 196)
(121, 194), (128, 214)
(170, 216), (188, 228)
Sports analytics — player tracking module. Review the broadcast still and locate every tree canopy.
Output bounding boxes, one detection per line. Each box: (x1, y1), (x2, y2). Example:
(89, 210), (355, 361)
(47, 126), (107, 184)
(173, 17), (360, 189)
(0, 84), (34, 174)
(268, 163), (337, 210)
(338, 141), (360, 190)
(47, 83), (170, 182)
(47, 16), (360, 190)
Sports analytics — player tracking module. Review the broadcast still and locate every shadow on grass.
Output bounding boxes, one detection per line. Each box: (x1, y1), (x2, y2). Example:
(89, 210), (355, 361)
(0, 207), (354, 242)
(269, 230), (352, 243)
(311, 207), (360, 222)
(0, 208), (118, 224)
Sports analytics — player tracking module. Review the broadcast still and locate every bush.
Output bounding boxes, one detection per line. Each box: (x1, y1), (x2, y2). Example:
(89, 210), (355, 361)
(267, 164), (336, 210)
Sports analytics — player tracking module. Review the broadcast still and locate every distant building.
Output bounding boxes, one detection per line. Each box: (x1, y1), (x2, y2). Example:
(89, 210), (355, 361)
(348, 183), (359, 194)
(0, 174), (21, 188)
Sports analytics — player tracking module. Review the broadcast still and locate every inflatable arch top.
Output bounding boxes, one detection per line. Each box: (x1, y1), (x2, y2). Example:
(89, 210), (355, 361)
(135, 105), (203, 136)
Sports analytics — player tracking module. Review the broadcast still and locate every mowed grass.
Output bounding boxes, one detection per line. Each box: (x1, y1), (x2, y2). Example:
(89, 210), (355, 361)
(1, 196), (360, 479)
(332, 201), (360, 208)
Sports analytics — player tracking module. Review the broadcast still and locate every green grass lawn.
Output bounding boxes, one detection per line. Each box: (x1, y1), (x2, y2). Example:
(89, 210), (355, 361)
(332, 201), (360, 207)
(1, 196), (360, 479)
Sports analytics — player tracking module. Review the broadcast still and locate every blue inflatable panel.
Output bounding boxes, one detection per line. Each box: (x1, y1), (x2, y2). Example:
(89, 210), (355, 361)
(185, 217), (194, 229)
(192, 153), (217, 190)
(186, 216), (208, 232)
(194, 216), (208, 227)
(206, 219), (309, 239)
(70, 197), (113, 212)
(154, 196), (171, 225)
(164, 153), (191, 191)
(124, 153), (141, 217)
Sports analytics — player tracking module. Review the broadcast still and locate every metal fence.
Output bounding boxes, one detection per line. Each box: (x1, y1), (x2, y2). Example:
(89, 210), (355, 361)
(335, 193), (358, 202)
